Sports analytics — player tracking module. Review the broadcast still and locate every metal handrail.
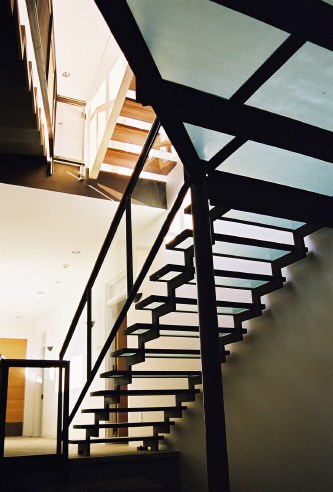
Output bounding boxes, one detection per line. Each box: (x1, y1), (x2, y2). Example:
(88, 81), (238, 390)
(59, 117), (161, 360)
(68, 181), (189, 425)
(0, 359), (70, 458)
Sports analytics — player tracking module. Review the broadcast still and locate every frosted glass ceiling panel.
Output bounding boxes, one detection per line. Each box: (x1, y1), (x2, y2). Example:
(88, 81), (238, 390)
(217, 141), (333, 196)
(184, 124), (234, 160)
(127, 0), (288, 99)
(247, 43), (333, 132)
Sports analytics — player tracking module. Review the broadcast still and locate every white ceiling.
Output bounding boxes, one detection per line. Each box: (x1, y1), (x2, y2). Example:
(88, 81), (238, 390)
(0, 184), (163, 331)
(53, 0), (122, 102)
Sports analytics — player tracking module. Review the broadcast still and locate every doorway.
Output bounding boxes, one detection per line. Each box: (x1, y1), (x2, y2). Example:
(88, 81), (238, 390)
(105, 285), (128, 438)
(0, 338), (27, 436)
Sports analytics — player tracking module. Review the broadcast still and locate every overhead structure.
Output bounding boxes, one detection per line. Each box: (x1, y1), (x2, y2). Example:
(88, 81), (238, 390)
(95, 0), (333, 224)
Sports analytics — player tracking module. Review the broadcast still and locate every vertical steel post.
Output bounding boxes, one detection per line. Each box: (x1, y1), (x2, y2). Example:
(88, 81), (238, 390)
(56, 367), (63, 455)
(87, 289), (92, 378)
(191, 172), (230, 492)
(62, 363), (70, 459)
(0, 362), (9, 457)
(126, 198), (134, 295)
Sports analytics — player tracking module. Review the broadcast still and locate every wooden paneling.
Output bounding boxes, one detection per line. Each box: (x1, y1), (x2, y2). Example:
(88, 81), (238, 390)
(112, 123), (172, 151)
(104, 148), (177, 175)
(120, 98), (155, 123)
(0, 338), (27, 425)
(129, 76), (136, 92)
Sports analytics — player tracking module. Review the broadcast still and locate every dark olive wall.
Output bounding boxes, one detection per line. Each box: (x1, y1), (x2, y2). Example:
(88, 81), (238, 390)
(167, 227), (333, 492)
(224, 227), (333, 492)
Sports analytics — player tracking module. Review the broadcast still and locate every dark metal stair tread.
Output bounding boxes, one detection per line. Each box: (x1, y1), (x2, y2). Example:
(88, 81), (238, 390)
(185, 203), (302, 232)
(91, 388), (200, 397)
(124, 323), (246, 337)
(74, 421), (175, 429)
(151, 264), (276, 282)
(69, 436), (164, 444)
(110, 347), (202, 357)
(82, 405), (188, 414)
(167, 228), (297, 253)
(111, 347), (230, 359)
(135, 295), (264, 310)
(100, 369), (202, 378)
(150, 264), (188, 281)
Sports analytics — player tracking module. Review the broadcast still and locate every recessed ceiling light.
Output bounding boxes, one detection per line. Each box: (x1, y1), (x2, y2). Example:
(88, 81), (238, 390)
(62, 71), (70, 78)
(72, 250), (81, 254)
(37, 291), (45, 294)
(15, 316), (22, 319)
(63, 264), (70, 268)
(55, 281), (61, 284)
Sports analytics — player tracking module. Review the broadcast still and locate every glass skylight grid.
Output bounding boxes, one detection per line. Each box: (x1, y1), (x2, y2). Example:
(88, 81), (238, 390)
(246, 43), (333, 133)
(184, 124), (234, 160)
(128, 0), (287, 99)
(218, 140), (333, 196)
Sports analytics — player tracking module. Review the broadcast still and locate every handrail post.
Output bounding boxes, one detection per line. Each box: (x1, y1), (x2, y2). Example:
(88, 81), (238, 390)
(0, 361), (9, 457)
(87, 289), (92, 378)
(126, 197), (133, 295)
(62, 362), (70, 459)
(56, 367), (63, 455)
(191, 171), (230, 492)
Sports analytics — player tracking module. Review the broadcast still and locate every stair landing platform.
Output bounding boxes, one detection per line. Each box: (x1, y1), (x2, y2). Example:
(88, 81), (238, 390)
(1, 438), (180, 492)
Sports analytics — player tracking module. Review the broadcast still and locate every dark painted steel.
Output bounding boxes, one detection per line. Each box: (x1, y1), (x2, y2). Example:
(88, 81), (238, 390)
(157, 80), (333, 166)
(208, 171), (333, 227)
(0, 359), (69, 458)
(208, 36), (305, 170)
(60, 117), (161, 360)
(67, 182), (189, 426)
(0, 362), (9, 457)
(62, 364), (70, 459)
(87, 289), (92, 378)
(126, 198), (133, 295)
(191, 172), (230, 492)
(56, 367), (63, 455)
(211, 0), (333, 52)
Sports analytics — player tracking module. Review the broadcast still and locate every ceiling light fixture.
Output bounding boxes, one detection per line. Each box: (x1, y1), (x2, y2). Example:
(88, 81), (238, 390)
(62, 71), (70, 78)
(72, 250), (82, 255)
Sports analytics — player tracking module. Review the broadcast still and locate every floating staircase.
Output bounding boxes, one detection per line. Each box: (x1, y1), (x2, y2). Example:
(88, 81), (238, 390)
(0, 0), (46, 157)
(69, 204), (317, 456)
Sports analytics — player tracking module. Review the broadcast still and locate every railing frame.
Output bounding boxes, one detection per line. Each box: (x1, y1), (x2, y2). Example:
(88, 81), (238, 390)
(0, 359), (70, 459)
(58, 116), (189, 426)
(59, 117), (161, 361)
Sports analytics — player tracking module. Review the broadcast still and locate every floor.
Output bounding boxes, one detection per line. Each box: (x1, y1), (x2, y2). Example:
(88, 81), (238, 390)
(4, 436), (139, 458)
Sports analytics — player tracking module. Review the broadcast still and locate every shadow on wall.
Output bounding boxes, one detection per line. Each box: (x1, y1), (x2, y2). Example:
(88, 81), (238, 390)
(223, 227), (333, 492)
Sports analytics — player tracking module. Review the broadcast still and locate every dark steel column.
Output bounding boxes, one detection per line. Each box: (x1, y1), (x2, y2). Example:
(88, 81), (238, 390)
(87, 289), (92, 378)
(191, 173), (230, 492)
(62, 363), (70, 459)
(126, 198), (134, 295)
(0, 362), (9, 457)
(56, 367), (63, 455)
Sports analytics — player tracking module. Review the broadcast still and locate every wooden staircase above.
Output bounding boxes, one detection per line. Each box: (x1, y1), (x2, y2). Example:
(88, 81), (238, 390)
(102, 76), (177, 178)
